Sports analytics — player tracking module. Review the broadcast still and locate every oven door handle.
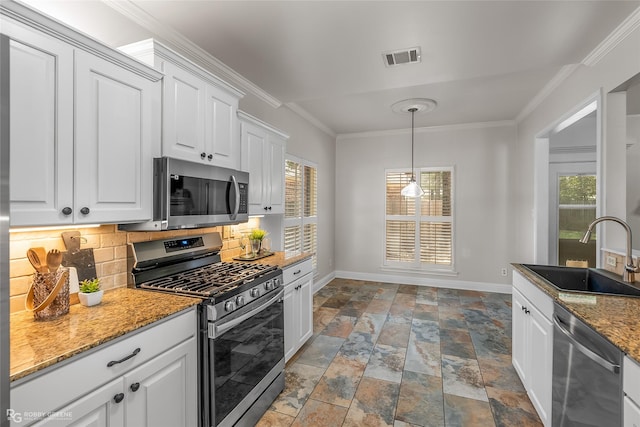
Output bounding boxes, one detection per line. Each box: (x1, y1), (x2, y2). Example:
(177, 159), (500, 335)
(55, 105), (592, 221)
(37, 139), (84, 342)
(211, 289), (284, 338)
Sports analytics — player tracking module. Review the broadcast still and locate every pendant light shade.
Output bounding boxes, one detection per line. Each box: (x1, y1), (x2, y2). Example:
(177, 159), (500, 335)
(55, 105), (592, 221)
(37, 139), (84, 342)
(392, 98), (437, 198)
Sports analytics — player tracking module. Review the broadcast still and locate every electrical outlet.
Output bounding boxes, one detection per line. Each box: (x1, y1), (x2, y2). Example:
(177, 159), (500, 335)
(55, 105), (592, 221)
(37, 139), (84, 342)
(606, 255), (617, 267)
(501, 268), (508, 276)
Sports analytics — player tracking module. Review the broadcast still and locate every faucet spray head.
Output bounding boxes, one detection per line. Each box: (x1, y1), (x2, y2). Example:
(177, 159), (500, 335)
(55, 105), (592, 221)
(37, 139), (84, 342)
(579, 229), (592, 244)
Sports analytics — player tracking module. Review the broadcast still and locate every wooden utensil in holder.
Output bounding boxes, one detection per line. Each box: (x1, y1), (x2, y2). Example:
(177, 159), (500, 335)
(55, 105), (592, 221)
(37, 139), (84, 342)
(26, 269), (70, 320)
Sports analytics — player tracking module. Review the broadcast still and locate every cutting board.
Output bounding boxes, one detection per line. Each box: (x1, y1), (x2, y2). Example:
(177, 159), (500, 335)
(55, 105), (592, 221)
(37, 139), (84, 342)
(62, 249), (97, 282)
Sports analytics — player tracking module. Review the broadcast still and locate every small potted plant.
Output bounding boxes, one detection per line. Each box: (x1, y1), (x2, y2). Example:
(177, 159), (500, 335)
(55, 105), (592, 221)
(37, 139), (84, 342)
(248, 229), (267, 255)
(78, 278), (103, 307)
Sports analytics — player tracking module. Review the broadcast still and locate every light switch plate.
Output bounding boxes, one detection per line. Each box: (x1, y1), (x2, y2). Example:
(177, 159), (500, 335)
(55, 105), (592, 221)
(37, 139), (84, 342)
(606, 255), (617, 267)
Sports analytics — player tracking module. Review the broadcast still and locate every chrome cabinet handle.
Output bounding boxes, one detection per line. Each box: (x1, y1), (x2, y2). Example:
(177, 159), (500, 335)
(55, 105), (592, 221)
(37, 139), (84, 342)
(107, 348), (141, 367)
(553, 315), (620, 373)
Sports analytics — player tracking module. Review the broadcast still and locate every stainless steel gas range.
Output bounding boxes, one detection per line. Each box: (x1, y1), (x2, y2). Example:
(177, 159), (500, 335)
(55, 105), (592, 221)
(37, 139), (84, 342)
(129, 232), (285, 427)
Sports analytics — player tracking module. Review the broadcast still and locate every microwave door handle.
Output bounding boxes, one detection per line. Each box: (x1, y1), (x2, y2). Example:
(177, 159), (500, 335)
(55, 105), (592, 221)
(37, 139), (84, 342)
(230, 175), (240, 220)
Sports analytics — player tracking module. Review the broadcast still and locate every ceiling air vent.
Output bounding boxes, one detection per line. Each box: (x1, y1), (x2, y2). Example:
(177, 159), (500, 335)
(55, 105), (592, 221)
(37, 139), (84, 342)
(382, 47), (421, 67)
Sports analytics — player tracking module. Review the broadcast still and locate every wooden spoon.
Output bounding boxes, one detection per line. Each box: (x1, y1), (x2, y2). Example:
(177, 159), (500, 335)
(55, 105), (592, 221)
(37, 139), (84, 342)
(46, 249), (63, 274)
(27, 248), (47, 273)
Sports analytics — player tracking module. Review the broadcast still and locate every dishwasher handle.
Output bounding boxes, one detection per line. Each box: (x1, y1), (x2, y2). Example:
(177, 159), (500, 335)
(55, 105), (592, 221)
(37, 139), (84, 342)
(553, 315), (620, 374)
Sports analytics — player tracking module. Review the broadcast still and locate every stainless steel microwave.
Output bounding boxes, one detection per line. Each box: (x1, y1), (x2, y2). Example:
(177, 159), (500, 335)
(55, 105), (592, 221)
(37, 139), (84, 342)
(120, 157), (249, 231)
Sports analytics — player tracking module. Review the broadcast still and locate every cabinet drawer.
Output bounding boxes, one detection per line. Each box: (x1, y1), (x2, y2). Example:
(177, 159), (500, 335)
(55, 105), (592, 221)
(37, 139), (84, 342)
(624, 396), (640, 427)
(283, 258), (313, 284)
(11, 308), (196, 419)
(625, 356), (640, 406)
(513, 270), (553, 320)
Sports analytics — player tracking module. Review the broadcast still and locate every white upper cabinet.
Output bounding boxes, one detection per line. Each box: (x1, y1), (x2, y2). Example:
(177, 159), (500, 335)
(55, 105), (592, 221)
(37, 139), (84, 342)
(2, 3), (162, 227)
(119, 39), (244, 169)
(5, 17), (74, 226)
(74, 51), (158, 224)
(239, 111), (288, 215)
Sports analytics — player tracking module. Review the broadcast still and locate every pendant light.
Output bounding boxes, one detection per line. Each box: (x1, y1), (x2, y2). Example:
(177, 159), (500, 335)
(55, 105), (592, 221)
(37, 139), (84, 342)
(391, 98), (438, 198)
(401, 107), (424, 197)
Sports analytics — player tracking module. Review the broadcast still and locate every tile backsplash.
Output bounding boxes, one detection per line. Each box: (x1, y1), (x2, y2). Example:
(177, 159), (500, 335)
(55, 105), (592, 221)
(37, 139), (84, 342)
(8, 219), (261, 313)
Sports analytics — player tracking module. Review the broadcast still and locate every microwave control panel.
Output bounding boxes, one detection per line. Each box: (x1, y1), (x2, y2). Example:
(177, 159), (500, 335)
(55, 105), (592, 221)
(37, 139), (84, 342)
(239, 183), (248, 214)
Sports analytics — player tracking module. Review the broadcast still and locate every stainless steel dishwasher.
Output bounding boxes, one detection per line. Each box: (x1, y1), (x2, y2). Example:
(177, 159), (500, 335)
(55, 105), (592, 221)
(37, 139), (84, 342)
(552, 302), (623, 426)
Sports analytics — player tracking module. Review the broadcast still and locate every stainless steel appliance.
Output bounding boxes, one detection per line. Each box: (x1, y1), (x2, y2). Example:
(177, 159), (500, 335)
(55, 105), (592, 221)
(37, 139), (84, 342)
(1, 32), (10, 424)
(552, 302), (623, 426)
(129, 233), (285, 427)
(120, 157), (249, 231)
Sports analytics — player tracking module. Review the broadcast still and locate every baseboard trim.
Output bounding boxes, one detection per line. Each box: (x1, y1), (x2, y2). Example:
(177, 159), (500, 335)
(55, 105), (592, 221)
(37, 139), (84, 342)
(332, 270), (512, 294)
(312, 271), (336, 293)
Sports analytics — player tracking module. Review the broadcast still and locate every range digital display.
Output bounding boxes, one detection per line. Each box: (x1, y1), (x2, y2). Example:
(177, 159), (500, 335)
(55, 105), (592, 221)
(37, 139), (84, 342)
(164, 237), (205, 253)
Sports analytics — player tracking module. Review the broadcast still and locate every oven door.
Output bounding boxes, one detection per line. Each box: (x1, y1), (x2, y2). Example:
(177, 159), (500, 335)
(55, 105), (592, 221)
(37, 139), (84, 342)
(207, 289), (284, 427)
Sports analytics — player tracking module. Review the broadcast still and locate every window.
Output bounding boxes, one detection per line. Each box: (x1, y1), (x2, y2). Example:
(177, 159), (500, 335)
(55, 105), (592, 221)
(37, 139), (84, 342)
(284, 156), (318, 269)
(385, 168), (453, 270)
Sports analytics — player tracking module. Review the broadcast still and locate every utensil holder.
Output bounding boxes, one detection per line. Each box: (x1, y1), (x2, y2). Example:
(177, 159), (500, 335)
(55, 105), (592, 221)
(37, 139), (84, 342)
(26, 268), (70, 320)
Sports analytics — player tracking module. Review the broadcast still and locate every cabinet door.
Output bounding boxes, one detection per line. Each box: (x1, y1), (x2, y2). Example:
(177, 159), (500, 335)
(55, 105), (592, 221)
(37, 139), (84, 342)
(297, 275), (313, 346)
(511, 289), (529, 387)
(205, 86), (239, 169)
(4, 19), (74, 226)
(124, 338), (197, 427)
(243, 122), (268, 214)
(528, 304), (553, 427)
(266, 135), (285, 214)
(283, 284), (298, 362)
(161, 61), (206, 162)
(30, 379), (125, 427)
(75, 51), (156, 224)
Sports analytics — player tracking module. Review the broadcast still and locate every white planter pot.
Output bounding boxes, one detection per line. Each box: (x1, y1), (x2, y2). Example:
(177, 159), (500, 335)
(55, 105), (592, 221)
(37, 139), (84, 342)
(78, 290), (103, 307)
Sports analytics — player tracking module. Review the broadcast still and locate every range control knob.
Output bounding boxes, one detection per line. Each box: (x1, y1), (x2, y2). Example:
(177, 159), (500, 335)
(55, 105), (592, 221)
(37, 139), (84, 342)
(250, 288), (261, 298)
(224, 301), (236, 312)
(264, 280), (274, 291)
(236, 296), (245, 306)
(273, 277), (281, 287)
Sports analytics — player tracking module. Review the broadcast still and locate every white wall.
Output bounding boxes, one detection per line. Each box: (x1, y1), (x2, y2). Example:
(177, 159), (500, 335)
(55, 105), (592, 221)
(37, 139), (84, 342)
(239, 94), (337, 284)
(335, 123), (515, 289)
(628, 115), (640, 248)
(512, 21), (640, 264)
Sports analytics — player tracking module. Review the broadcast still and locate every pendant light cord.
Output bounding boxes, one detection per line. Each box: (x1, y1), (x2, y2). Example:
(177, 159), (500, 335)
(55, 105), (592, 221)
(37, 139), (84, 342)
(410, 107), (417, 181)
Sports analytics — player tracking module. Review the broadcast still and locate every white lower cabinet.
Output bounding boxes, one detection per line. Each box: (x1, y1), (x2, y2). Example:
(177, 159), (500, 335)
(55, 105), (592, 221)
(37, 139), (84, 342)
(283, 259), (313, 362)
(10, 308), (197, 427)
(512, 271), (554, 427)
(624, 356), (640, 427)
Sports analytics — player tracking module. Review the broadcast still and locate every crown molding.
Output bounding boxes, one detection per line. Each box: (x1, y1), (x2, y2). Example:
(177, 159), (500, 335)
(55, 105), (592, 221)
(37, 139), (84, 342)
(582, 6), (640, 67)
(237, 110), (289, 140)
(517, 6), (640, 123)
(336, 120), (516, 142)
(516, 64), (581, 123)
(102, 0), (282, 108)
(285, 103), (337, 138)
(1, 0), (163, 82)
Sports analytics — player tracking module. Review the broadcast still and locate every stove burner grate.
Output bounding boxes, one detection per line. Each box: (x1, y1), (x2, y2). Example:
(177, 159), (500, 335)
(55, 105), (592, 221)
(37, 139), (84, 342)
(139, 262), (277, 297)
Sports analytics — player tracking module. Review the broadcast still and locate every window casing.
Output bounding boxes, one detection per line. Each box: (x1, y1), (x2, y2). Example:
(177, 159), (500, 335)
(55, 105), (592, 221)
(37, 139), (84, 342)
(385, 168), (454, 271)
(284, 156), (318, 270)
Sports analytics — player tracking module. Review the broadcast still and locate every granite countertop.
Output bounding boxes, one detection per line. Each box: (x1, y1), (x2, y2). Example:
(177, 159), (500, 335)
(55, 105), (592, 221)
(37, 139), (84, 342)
(512, 263), (640, 364)
(10, 287), (201, 382)
(223, 251), (312, 269)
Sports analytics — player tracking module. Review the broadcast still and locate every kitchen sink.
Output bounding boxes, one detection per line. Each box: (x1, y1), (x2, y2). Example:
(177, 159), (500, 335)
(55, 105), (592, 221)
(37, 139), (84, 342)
(521, 264), (640, 297)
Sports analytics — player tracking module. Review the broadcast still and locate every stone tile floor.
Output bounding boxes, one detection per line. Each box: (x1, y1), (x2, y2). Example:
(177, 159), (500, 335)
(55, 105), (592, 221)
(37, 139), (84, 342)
(257, 278), (544, 427)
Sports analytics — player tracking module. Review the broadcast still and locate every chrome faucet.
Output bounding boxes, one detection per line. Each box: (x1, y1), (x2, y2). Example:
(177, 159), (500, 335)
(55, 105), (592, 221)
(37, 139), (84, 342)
(580, 216), (638, 283)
